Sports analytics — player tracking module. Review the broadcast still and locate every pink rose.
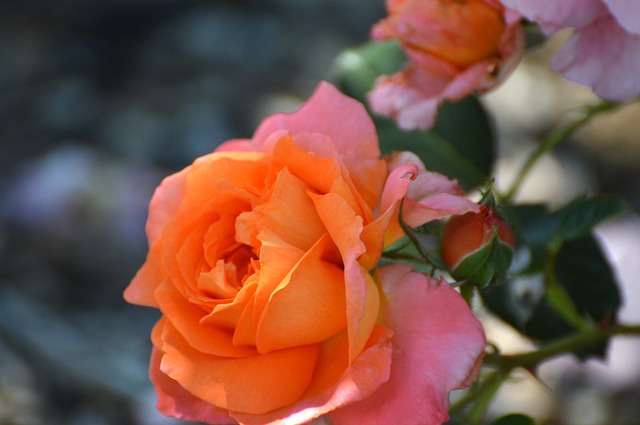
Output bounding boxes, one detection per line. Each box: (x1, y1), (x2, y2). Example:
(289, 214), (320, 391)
(125, 82), (485, 424)
(368, 0), (524, 131)
(502, 0), (640, 101)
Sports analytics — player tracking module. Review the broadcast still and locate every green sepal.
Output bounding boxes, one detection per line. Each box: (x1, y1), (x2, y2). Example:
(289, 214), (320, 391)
(491, 413), (536, 425)
(450, 229), (514, 288)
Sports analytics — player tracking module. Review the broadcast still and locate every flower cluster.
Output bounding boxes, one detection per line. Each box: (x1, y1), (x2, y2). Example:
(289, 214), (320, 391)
(124, 1), (639, 424)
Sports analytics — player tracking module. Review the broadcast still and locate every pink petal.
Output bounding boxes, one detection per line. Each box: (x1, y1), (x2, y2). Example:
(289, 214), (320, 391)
(551, 16), (640, 101)
(403, 171), (480, 227)
(403, 193), (481, 229)
(214, 137), (254, 152)
(329, 265), (486, 425)
(242, 82), (381, 175)
(380, 162), (419, 214)
(368, 71), (441, 131)
(379, 158), (479, 244)
(501, 0), (608, 33)
(603, 0), (640, 34)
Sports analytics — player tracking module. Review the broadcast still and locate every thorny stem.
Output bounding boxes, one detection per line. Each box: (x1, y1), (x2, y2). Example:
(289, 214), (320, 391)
(450, 323), (640, 422)
(486, 324), (640, 370)
(502, 100), (620, 202)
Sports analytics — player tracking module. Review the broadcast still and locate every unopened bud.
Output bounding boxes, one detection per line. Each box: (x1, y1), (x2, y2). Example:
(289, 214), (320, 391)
(441, 205), (515, 287)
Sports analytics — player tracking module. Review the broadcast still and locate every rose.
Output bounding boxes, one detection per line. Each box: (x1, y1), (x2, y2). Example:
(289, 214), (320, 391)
(124, 82), (485, 425)
(502, 0), (640, 101)
(368, 0), (524, 131)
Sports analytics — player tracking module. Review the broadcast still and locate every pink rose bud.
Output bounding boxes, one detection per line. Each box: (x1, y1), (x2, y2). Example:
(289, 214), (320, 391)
(369, 0), (524, 130)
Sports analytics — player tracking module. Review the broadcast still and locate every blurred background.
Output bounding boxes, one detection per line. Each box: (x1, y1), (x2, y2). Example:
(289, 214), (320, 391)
(1, 1), (639, 425)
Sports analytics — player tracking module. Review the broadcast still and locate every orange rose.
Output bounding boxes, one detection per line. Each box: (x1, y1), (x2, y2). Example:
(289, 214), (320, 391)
(125, 82), (485, 425)
(369, 0), (524, 130)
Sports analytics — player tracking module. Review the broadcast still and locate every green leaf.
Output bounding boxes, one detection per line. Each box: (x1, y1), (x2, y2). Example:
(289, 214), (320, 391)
(435, 96), (495, 178)
(555, 196), (628, 240)
(555, 236), (621, 327)
(376, 118), (490, 190)
(481, 269), (546, 333)
(491, 413), (536, 425)
(331, 40), (406, 103)
(524, 195), (628, 246)
(481, 234), (622, 357)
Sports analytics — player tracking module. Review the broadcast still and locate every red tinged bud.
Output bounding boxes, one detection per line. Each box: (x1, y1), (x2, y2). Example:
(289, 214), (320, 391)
(441, 206), (516, 287)
(442, 205), (515, 268)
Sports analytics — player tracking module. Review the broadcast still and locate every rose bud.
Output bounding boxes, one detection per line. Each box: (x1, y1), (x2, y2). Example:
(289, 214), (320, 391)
(441, 205), (516, 287)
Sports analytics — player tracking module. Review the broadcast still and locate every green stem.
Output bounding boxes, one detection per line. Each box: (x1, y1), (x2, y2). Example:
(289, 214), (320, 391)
(494, 324), (640, 370)
(503, 101), (619, 202)
(451, 324), (640, 421)
(460, 284), (475, 308)
(464, 371), (509, 425)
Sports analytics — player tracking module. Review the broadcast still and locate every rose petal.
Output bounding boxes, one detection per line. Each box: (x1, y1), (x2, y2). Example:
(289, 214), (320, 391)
(232, 327), (393, 425)
(311, 192), (381, 362)
(379, 161), (479, 245)
(155, 281), (258, 358)
(253, 82), (381, 172)
(256, 235), (347, 353)
(551, 16), (640, 101)
(159, 318), (320, 415)
(249, 166), (326, 251)
(219, 82), (386, 210)
(329, 265), (486, 425)
(603, 0), (640, 34)
(124, 242), (164, 307)
(272, 134), (374, 221)
(150, 322), (238, 424)
(501, 0), (608, 33)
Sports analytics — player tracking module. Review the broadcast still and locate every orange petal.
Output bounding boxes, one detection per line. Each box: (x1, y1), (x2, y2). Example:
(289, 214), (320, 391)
(124, 240), (164, 307)
(232, 275), (260, 347)
(256, 235), (347, 354)
(160, 320), (320, 415)
(359, 209), (395, 270)
(252, 228), (306, 325)
(232, 326), (393, 425)
(155, 281), (257, 358)
(196, 260), (240, 300)
(311, 192), (380, 362)
(272, 134), (342, 194)
(182, 152), (269, 208)
(200, 280), (256, 331)
(256, 166), (326, 251)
